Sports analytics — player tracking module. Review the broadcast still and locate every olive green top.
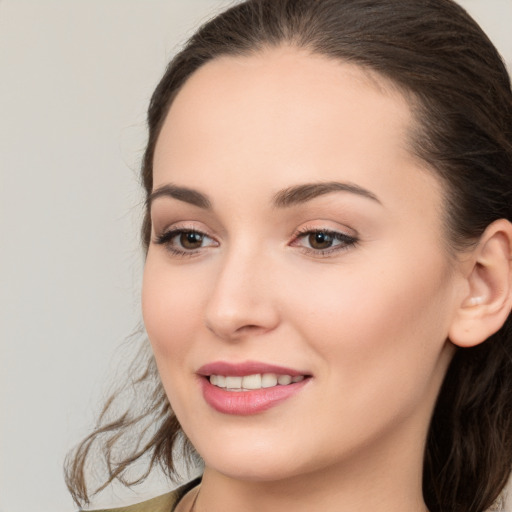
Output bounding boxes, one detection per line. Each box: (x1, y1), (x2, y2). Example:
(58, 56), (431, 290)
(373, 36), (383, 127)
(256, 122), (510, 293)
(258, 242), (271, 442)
(82, 476), (507, 511)
(84, 479), (200, 512)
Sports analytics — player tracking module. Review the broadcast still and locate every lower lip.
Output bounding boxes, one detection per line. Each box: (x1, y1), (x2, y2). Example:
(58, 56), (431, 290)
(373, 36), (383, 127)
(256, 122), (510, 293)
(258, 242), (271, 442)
(200, 378), (309, 415)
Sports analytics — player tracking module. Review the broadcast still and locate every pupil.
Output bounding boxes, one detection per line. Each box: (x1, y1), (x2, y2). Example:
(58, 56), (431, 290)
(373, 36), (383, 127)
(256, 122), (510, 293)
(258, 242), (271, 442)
(181, 232), (203, 249)
(309, 232), (333, 249)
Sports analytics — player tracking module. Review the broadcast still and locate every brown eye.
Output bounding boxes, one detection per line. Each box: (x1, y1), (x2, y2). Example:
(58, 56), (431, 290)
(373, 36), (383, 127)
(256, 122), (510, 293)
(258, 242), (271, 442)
(154, 228), (217, 256)
(308, 231), (334, 250)
(290, 228), (358, 256)
(180, 231), (204, 249)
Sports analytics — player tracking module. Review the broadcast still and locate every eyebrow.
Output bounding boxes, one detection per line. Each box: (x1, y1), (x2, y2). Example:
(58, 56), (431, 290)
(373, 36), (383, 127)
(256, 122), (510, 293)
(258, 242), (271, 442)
(147, 180), (381, 210)
(272, 181), (382, 208)
(147, 184), (212, 209)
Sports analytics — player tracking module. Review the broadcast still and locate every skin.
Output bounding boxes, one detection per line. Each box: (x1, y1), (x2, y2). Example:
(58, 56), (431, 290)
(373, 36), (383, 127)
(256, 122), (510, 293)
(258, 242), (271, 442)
(142, 47), (471, 512)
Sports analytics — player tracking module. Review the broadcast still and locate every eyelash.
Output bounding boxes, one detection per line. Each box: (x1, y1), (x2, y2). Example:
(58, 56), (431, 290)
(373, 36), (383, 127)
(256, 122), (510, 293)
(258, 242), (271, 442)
(290, 226), (358, 257)
(154, 228), (217, 258)
(153, 226), (358, 258)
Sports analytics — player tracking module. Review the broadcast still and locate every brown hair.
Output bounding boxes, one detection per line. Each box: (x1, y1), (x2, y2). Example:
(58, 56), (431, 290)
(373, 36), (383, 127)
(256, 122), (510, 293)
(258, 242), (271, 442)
(65, 1), (512, 511)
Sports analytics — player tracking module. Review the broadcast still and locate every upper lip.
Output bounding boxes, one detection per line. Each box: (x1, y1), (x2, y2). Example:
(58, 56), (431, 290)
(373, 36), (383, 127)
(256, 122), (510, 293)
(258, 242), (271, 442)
(197, 361), (309, 377)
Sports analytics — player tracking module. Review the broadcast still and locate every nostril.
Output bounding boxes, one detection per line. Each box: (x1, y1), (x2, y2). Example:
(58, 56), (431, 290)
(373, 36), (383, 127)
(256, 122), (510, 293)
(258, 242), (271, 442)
(236, 324), (262, 333)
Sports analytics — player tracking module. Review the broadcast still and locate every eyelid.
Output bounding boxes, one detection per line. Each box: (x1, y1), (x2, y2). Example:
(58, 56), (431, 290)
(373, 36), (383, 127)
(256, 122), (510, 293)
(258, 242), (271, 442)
(153, 220), (216, 239)
(293, 222), (357, 237)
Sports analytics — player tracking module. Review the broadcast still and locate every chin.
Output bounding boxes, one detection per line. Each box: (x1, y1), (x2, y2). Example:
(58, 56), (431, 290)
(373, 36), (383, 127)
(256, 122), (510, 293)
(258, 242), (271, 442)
(205, 455), (307, 483)
(190, 430), (308, 482)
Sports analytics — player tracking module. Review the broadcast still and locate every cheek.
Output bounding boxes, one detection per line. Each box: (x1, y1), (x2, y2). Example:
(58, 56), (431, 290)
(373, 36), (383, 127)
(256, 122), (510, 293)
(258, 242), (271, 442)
(142, 254), (203, 362)
(283, 247), (455, 402)
(141, 255), (210, 425)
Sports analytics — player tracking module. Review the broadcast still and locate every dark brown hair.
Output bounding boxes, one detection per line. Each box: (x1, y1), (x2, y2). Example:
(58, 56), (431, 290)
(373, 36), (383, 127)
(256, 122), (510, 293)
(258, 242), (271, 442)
(65, 1), (512, 511)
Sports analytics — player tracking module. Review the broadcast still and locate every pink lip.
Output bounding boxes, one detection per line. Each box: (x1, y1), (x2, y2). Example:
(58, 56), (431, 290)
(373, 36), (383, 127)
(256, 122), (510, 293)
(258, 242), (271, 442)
(197, 361), (311, 416)
(197, 360), (307, 377)
(200, 378), (309, 415)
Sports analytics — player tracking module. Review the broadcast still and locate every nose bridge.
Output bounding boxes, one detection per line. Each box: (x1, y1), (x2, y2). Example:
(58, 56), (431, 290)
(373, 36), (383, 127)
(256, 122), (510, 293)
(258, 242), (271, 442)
(204, 237), (279, 340)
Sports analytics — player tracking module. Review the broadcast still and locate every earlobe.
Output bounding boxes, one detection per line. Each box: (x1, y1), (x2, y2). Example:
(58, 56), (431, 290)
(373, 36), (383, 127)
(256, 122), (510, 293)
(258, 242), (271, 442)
(449, 219), (512, 348)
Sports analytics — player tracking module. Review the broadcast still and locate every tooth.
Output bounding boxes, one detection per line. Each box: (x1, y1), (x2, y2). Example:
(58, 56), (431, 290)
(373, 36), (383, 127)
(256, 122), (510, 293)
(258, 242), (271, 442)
(216, 375), (226, 388)
(225, 376), (242, 389)
(242, 374), (262, 389)
(292, 375), (304, 383)
(277, 375), (292, 385)
(210, 375), (218, 385)
(261, 373), (278, 388)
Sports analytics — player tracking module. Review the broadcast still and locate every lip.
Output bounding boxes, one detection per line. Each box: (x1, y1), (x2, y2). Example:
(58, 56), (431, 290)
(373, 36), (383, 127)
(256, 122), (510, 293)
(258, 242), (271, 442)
(197, 361), (311, 415)
(197, 360), (307, 377)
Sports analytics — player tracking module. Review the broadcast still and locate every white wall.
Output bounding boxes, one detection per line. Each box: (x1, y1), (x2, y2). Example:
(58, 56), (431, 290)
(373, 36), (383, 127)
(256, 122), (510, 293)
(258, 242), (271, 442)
(1, 1), (510, 511)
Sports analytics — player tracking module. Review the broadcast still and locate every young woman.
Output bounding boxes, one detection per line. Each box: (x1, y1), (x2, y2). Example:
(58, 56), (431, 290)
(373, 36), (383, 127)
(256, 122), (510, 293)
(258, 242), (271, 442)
(66, 1), (512, 511)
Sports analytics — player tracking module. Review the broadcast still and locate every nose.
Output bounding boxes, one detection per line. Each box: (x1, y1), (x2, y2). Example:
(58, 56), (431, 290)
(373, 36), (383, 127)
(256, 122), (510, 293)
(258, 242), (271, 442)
(204, 244), (280, 341)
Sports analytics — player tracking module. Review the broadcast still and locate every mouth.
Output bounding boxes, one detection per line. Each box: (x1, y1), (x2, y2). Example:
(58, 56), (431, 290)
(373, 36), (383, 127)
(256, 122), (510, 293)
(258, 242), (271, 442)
(209, 373), (305, 391)
(197, 361), (311, 415)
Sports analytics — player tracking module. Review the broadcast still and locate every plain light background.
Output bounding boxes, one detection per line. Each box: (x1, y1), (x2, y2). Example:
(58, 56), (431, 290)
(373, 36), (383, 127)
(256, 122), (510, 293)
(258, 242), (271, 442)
(1, 1), (511, 511)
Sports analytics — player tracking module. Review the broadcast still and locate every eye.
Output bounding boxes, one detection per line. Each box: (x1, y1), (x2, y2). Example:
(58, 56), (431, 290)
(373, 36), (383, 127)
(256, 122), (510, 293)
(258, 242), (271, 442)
(178, 231), (207, 250)
(291, 228), (358, 256)
(154, 228), (218, 256)
(307, 231), (336, 250)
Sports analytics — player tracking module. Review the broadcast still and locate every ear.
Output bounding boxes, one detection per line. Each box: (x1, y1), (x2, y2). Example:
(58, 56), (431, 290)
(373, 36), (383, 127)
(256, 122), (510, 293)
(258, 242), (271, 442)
(449, 219), (512, 348)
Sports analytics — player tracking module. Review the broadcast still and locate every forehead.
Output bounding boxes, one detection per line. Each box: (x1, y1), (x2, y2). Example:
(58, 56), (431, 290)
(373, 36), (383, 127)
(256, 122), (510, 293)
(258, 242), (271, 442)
(157, 47), (413, 158)
(153, 46), (440, 219)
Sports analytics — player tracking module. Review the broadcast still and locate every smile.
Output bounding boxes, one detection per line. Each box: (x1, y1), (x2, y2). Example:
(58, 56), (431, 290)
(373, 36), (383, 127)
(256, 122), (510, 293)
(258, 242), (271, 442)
(198, 362), (311, 415)
(209, 373), (305, 391)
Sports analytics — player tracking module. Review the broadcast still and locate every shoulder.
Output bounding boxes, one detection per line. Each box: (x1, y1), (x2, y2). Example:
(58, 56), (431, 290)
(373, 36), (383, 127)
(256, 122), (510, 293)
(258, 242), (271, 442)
(83, 478), (201, 512)
(84, 491), (178, 512)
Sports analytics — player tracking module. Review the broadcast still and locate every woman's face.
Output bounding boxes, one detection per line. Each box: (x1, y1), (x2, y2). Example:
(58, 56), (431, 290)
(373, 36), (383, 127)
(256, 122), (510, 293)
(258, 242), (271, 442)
(143, 48), (464, 482)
